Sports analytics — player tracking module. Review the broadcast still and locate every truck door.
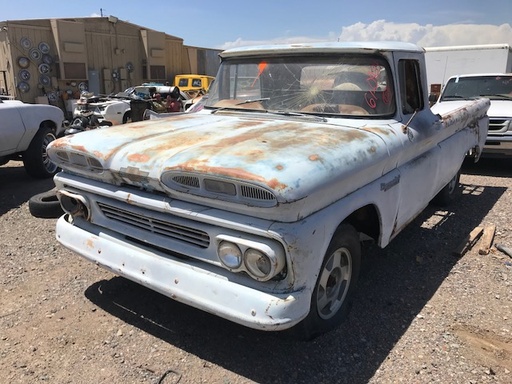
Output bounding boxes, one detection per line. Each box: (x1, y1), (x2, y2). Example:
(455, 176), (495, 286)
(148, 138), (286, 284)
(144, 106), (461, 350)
(0, 104), (26, 156)
(392, 57), (446, 234)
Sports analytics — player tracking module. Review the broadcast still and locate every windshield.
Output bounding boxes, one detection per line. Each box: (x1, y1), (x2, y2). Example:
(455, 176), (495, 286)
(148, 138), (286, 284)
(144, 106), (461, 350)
(205, 54), (395, 117)
(440, 75), (512, 101)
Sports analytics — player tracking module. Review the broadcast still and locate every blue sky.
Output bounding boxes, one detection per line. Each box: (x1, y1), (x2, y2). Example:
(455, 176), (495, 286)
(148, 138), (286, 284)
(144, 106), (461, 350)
(2, 0), (511, 49)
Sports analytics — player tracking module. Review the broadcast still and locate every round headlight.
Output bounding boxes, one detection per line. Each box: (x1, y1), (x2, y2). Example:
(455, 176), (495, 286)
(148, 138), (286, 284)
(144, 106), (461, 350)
(218, 241), (242, 269)
(244, 248), (272, 279)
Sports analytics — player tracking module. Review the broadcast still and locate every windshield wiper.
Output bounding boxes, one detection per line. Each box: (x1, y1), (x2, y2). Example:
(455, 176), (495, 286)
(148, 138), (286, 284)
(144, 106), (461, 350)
(211, 98), (270, 114)
(235, 98), (270, 105)
(441, 95), (464, 100)
(480, 94), (512, 100)
(267, 110), (327, 122)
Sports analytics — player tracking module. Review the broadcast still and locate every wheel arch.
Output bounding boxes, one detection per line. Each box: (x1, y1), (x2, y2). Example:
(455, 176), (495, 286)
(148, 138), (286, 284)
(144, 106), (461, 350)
(343, 203), (382, 244)
(39, 119), (57, 132)
(122, 110), (132, 123)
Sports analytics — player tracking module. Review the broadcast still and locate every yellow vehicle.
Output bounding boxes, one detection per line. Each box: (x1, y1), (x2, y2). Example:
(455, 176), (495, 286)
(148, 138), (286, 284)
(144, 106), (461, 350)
(173, 74), (215, 95)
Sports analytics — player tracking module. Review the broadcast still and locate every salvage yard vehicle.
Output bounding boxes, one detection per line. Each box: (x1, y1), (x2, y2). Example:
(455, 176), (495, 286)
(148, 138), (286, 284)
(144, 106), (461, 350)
(173, 74), (215, 95)
(433, 73), (512, 157)
(46, 42), (489, 339)
(73, 92), (131, 126)
(0, 99), (64, 178)
(73, 85), (190, 125)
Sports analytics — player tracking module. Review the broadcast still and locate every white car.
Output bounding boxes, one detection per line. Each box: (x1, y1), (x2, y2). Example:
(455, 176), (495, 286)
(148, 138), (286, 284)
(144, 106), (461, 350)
(0, 99), (65, 178)
(73, 93), (131, 126)
(73, 85), (190, 125)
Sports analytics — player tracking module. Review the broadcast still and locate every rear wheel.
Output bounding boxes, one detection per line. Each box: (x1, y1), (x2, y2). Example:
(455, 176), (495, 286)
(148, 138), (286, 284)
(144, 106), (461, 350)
(431, 170), (461, 206)
(23, 126), (57, 178)
(292, 224), (361, 340)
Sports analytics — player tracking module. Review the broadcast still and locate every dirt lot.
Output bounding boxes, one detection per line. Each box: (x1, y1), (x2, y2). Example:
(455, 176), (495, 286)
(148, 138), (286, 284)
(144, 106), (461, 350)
(1, 158), (512, 384)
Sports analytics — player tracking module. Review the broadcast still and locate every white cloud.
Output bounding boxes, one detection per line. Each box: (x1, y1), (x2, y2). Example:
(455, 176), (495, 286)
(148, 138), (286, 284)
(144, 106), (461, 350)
(220, 21), (512, 49)
(339, 20), (512, 48)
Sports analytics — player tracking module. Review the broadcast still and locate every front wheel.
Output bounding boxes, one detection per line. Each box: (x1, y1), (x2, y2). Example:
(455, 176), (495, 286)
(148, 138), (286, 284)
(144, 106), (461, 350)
(122, 111), (132, 124)
(292, 224), (361, 340)
(23, 126), (58, 178)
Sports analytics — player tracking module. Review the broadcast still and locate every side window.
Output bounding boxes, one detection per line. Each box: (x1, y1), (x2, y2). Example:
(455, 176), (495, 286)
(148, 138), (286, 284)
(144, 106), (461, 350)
(399, 59), (423, 114)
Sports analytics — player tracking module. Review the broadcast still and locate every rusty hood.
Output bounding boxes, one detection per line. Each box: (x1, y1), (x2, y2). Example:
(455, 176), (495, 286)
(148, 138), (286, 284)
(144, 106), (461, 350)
(48, 112), (390, 209)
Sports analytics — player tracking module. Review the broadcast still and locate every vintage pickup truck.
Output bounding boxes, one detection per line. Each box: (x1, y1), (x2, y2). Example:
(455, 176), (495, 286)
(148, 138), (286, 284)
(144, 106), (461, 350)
(0, 99), (64, 178)
(46, 42), (489, 339)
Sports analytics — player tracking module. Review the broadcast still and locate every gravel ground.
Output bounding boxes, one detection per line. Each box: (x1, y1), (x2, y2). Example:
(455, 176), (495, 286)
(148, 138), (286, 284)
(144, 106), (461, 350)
(1, 158), (511, 384)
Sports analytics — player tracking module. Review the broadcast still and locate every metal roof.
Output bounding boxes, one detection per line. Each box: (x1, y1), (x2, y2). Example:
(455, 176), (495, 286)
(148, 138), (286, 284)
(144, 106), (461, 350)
(220, 41), (424, 58)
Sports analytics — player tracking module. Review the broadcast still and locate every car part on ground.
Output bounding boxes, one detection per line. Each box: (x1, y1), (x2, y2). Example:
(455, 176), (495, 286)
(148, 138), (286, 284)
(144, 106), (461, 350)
(28, 188), (64, 218)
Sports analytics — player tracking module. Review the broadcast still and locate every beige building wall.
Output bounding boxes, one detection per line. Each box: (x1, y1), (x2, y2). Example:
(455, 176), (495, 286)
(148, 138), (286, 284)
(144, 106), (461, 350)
(0, 16), (220, 114)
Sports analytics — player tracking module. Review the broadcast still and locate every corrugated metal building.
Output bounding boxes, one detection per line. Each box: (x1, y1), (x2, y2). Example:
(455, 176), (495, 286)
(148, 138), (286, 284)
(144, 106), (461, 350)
(0, 16), (221, 114)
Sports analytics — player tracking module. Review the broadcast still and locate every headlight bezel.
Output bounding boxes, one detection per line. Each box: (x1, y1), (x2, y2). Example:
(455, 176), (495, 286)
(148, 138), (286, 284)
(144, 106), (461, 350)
(216, 234), (286, 282)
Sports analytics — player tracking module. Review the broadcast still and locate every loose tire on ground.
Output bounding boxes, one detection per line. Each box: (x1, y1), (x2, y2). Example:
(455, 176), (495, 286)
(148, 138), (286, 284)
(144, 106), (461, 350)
(29, 189), (64, 218)
(23, 126), (58, 178)
(291, 223), (361, 340)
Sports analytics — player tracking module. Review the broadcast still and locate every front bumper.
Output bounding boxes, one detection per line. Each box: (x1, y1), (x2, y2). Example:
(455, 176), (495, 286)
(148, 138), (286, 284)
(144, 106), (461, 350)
(56, 214), (310, 330)
(483, 136), (512, 157)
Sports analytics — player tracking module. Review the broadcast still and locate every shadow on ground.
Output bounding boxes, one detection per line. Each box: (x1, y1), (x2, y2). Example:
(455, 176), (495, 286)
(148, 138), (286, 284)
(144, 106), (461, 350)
(0, 164), (56, 216)
(83, 176), (507, 383)
(462, 157), (512, 177)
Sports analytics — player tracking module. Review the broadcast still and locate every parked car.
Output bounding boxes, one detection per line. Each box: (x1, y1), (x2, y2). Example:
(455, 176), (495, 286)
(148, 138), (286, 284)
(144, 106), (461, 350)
(74, 85), (190, 125)
(45, 42), (489, 339)
(0, 99), (65, 178)
(434, 73), (512, 157)
(173, 74), (215, 95)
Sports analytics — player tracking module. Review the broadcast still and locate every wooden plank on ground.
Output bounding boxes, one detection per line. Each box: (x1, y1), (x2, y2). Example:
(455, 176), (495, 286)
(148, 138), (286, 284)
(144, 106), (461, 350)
(478, 225), (496, 255)
(452, 226), (484, 257)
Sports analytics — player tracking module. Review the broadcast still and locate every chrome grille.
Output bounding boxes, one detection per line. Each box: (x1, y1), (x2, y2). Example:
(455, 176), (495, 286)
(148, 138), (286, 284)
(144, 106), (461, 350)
(488, 118), (510, 132)
(97, 202), (210, 248)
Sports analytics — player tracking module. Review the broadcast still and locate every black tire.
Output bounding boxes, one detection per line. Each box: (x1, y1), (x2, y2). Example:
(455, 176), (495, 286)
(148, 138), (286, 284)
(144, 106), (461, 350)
(122, 111), (132, 124)
(23, 126), (58, 178)
(292, 224), (361, 340)
(29, 188), (64, 218)
(431, 170), (461, 207)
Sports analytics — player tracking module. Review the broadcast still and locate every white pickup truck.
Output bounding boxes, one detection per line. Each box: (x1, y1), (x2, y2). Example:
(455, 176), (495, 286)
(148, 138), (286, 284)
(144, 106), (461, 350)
(434, 73), (512, 157)
(46, 42), (489, 339)
(0, 99), (65, 178)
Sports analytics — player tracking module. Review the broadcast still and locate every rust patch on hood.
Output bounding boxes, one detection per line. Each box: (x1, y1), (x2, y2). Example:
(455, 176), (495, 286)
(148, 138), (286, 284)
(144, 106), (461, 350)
(127, 153), (151, 163)
(361, 126), (394, 136)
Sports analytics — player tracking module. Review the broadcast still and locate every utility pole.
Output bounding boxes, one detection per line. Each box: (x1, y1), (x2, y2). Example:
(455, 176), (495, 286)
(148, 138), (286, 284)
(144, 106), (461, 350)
(100, 8), (104, 17)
